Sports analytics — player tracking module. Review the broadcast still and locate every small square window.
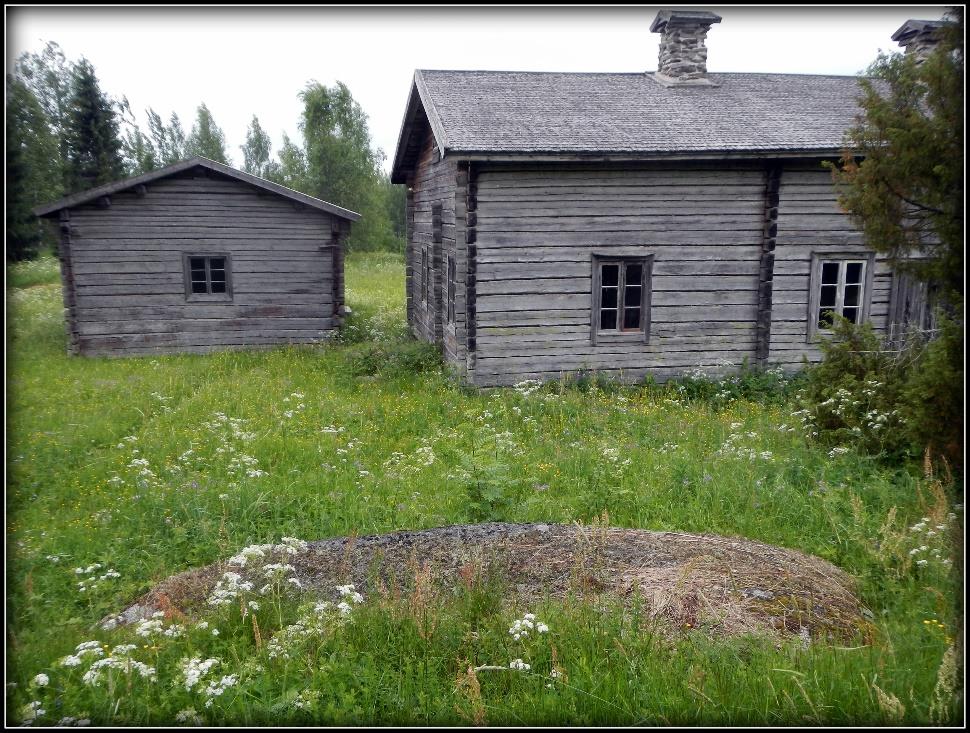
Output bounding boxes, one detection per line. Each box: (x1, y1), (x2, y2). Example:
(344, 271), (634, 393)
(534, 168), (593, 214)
(184, 254), (232, 300)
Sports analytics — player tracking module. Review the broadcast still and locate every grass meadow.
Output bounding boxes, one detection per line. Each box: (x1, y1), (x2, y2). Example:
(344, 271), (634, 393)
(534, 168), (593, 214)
(5, 253), (963, 726)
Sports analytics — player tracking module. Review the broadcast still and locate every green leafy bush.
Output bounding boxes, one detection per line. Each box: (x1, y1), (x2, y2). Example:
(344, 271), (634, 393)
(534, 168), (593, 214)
(657, 359), (804, 407)
(899, 315), (963, 470)
(795, 315), (963, 469)
(345, 340), (442, 378)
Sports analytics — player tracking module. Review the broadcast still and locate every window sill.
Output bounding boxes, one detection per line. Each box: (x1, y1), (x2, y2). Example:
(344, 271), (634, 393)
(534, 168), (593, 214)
(592, 330), (649, 345)
(186, 294), (233, 303)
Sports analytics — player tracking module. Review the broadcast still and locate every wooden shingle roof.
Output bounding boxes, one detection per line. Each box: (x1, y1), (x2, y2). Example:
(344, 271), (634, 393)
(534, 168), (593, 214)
(35, 157), (361, 221)
(392, 69), (867, 181)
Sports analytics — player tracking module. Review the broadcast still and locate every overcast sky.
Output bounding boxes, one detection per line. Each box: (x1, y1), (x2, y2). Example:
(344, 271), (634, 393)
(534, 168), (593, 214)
(7, 5), (947, 173)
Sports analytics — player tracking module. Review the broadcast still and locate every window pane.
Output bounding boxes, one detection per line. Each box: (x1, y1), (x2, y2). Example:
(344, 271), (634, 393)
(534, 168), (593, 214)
(210, 281), (226, 293)
(624, 284), (641, 307)
(819, 284), (837, 308)
(191, 281), (208, 294)
(209, 257), (225, 271)
(821, 262), (840, 284)
(190, 257), (206, 271)
(601, 286), (618, 309)
(818, 308), (835, 328)
(842, 306), (859, 324)
(600, 309), (617, 330)
(625, 263), (642, 285)
(844, 284), (860, 307)
(210, 269), (226, 283)
(191, 268), (207, 281)
(601, 264), (619, 286)
(846, 262), (863, 284)
(623, 307), (641, 330)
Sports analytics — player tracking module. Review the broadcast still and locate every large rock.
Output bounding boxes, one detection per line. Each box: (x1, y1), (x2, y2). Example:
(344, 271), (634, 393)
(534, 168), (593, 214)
(107, 523), (871, 641)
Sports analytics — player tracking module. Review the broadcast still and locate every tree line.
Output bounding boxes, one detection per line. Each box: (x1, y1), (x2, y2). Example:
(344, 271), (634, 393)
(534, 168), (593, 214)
(6, 42), (406, 261)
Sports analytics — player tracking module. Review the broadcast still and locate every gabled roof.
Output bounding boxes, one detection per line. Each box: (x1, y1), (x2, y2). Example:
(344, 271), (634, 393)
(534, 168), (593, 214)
(391, 69), (868, 181)
(34, 157), (361, 221)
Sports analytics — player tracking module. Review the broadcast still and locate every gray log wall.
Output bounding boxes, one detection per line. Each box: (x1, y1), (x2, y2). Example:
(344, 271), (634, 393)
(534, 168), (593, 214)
(768, 164), (893, 366)
(406, 130), (464, 375)
(470, 163), (766, 386)
(406, 158), (897, 387)
(61, 170), (341, 356)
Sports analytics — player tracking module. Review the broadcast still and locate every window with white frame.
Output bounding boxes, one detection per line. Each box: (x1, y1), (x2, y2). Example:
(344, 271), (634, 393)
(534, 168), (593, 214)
(807, 252), (875, 338)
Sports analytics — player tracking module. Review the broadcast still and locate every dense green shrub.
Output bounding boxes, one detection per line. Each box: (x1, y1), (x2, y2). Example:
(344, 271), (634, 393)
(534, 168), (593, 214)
(899, 316), (963, 470)
(345, 340), (442, 378)
(794, 315), (963, 470)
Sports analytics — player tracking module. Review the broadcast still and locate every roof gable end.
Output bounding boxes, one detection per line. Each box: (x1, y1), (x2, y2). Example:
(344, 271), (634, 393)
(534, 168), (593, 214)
(390, 72), (450, 184)
(34, 157), (361, 221)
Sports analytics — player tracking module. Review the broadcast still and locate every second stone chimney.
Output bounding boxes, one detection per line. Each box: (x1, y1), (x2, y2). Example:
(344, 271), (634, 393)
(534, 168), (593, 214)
(650, 9), (722, 85)
(892, 19), (949, 63)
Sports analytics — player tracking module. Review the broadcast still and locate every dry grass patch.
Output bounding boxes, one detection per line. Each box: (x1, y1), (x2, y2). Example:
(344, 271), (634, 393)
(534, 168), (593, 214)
(111, 521), (871, 642)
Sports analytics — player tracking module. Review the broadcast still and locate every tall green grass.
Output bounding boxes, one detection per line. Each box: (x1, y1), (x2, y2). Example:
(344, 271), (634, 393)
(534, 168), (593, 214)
(6, 253), (962, 725)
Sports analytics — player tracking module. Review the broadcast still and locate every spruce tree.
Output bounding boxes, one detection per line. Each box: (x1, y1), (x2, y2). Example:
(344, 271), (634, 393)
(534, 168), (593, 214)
(63, 58), (124, 192)
(7, 108), (41, 261)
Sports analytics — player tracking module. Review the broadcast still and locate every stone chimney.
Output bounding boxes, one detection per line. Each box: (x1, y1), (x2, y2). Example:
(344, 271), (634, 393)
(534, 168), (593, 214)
(650, 9), (722, 85)
(891, 19), (949, 63)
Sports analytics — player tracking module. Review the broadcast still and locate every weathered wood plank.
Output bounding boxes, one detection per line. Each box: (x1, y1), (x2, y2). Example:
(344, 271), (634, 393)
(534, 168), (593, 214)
(74, 304), (333, 322)
(76, 316), (333, 336)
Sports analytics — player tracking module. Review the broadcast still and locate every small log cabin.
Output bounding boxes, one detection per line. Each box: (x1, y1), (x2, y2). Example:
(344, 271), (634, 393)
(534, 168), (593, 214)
(35, 157), (360, 356)
(390, 10), (939, 387)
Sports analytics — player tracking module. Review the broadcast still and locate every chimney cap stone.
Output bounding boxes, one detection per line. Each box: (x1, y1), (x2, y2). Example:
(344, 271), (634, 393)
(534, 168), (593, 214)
(650, 9), (722, 33)
(891, 18), (949, 45)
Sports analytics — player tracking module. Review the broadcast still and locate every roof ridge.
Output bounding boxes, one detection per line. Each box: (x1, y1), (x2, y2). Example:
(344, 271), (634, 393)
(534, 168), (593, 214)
(417, 68), (866, 79)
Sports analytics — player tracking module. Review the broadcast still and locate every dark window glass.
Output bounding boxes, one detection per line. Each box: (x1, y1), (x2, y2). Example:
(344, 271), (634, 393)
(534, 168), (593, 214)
(846, 262), (863, 284)
(191, 280), (208, 294)
(210, 281), (226, 293)
(821, 262), (840, 285)
(601, 286), (618, 309)
(624, 284), (641, 307)
(600, 309), (617, 330)
(623, 307), (641, 330)
(447, 255), (456, 323)
(625, 263), (642, 285)
(820, 285), (837, 308)
(844, 284), (860, 307)
(421, 249), (428, 303)
(190, 257), (206, 271)
(842, 307), (859, 323)
(601, 264), (619, 287)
